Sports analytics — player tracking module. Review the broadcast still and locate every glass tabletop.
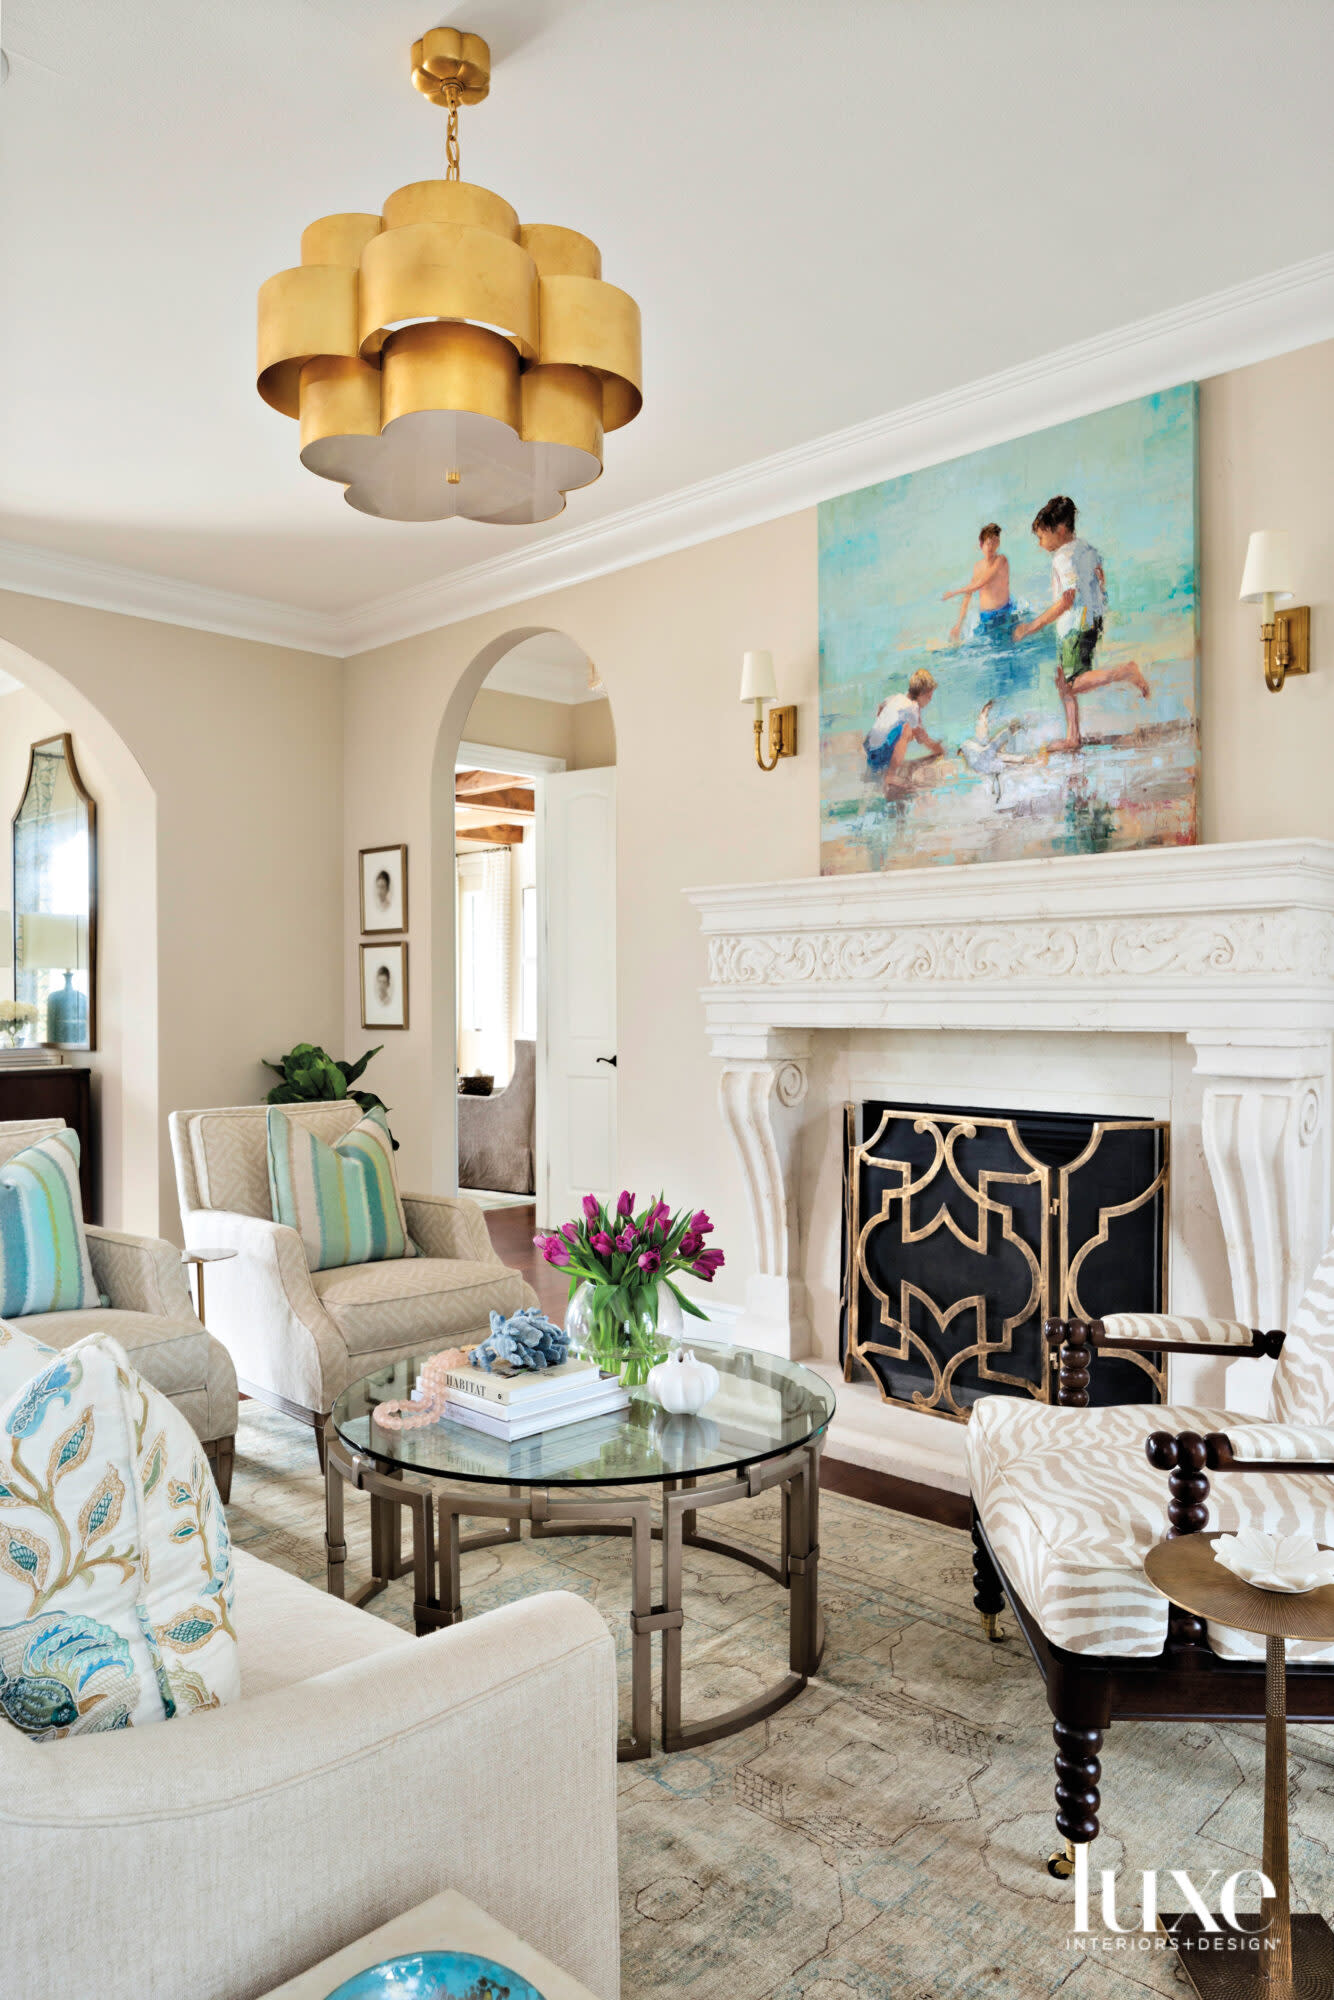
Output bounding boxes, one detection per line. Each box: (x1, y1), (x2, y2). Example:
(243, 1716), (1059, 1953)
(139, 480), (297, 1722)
(332, 1339), (836, 1488)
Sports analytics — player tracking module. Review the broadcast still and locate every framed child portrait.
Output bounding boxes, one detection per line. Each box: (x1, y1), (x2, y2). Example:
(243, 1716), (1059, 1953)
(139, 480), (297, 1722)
(360, 844), (408, 933)
(360, 941), (409, 1030)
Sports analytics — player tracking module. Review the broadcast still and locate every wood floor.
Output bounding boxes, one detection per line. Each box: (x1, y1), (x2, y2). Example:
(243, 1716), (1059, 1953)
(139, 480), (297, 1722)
(482, 1201), (570, 1319)
(480, 1202), (962, 1524)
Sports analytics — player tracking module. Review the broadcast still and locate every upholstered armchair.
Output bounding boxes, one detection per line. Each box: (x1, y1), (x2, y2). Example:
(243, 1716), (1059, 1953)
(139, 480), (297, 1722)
(968, 1275), (1334, 1877)
(458, 1037), (536, 1194)
(0, 1116), (237, 1498)
(169, 1101), (537, 1463)
(0, 1550), (620, 2000)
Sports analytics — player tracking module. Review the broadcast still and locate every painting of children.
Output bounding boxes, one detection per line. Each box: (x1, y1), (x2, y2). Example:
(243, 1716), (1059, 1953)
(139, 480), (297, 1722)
(818, 385), (1200, 874)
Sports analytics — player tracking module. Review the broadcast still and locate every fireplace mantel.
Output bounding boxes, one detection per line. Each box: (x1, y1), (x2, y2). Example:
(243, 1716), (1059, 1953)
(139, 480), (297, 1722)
(687, 838), (1334, 1368)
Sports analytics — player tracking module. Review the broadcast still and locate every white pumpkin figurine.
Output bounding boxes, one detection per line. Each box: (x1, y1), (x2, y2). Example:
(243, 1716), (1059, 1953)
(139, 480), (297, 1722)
(647, 1345), (720, 1416)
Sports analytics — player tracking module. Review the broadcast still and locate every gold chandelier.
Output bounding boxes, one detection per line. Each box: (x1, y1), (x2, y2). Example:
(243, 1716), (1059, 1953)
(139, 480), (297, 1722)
(256, 28), (642, 524)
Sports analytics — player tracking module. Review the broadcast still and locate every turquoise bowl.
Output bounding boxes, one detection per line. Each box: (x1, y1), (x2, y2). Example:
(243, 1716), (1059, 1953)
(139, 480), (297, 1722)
(326, 1951), (545, 2000)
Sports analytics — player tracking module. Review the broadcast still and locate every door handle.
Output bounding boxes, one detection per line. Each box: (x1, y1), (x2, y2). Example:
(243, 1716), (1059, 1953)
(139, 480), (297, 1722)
(597, 1054), (618, 1068)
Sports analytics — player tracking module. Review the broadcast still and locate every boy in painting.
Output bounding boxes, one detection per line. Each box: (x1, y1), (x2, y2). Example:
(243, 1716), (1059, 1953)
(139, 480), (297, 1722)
(1013, 495), (1149, 750)
(865, 669), (944, 789)
(942, 523), (1013, 643)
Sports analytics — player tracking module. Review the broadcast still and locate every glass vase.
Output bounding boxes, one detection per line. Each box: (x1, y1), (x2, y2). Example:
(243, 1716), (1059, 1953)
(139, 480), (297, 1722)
(566, 1280), (669, 1388)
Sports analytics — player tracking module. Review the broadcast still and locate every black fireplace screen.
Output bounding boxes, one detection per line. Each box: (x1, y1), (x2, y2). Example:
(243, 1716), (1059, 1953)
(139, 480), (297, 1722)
(840, 1100), (1168, 1419)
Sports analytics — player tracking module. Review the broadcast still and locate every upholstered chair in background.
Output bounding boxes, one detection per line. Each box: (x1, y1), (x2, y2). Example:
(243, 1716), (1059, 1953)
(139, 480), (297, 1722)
(969, 1257), (1334, 1879)
(169, 1101), (537, 1464)
(0, 1553), (620, 2000)
(457, 1036), (537, 1195)
(0, 1116), (238, 1498)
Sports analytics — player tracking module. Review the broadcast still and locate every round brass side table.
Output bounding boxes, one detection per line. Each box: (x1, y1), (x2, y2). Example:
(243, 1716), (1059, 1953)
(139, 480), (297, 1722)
(1145, 1533), (1334, 1998)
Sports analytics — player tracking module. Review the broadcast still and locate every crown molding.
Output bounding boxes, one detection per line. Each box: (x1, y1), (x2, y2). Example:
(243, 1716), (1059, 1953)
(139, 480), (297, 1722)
(340, 249), (1334, 652)
(1, 251), (1331, 660)
(0, 539), (346, 656)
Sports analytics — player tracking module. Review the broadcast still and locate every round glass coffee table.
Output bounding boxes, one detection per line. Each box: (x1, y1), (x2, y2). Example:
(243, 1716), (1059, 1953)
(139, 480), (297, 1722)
(326, 1341), (835, 1761)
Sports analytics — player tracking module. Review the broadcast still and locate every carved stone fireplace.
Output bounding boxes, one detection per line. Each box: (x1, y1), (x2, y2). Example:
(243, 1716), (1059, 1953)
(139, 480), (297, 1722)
(687, 838), (1334, 1488)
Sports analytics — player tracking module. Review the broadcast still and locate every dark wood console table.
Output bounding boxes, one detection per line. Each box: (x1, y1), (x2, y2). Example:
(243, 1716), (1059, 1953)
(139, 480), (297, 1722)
(0, 1066), (97, 1220)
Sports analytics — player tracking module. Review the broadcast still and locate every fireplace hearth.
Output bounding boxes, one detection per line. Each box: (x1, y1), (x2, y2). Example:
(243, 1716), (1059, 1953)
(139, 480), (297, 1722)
(840, 1100), (1167, 1418)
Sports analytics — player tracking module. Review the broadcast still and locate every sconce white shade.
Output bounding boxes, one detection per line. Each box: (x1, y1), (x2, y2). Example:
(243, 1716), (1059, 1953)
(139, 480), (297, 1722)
(1239, 531), (1295, 605)
(739, 650), (777, 703)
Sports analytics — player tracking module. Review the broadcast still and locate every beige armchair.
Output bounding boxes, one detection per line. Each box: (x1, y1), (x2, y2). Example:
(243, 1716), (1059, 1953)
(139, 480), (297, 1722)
(169, 1101), (537, 1463)
(0, 1550), (620, 2000)
(0, 1116), (238, 1498)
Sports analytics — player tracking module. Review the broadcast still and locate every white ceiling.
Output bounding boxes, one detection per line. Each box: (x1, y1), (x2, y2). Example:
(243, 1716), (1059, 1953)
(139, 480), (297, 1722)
(2, 0), (1333, 629)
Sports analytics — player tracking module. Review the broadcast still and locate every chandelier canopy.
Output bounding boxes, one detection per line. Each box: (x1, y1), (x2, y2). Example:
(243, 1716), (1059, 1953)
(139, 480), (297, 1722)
(256, 28), (643, 525)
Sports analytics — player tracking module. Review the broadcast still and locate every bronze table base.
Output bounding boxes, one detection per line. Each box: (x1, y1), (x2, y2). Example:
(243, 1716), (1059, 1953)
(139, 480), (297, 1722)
(325, 1434), (824, 1761)
(1145, 1533), (1334, 1999)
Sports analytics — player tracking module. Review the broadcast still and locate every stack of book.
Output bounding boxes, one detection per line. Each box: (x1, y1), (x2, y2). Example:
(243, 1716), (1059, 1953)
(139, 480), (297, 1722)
(437, 1356), (629, 1440)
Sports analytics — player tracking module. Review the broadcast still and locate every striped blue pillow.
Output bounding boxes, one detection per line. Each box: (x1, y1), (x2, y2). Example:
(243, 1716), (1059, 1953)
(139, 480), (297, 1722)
(265, 1106), (414, 1272)
(0, 1128), (98, 1318)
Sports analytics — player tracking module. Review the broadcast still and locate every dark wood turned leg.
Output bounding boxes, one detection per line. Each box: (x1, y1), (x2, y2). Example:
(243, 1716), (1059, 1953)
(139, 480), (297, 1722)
(1050, 1719), (1102, 1875)
(1146, 1430), (1211, 1653)
(971, 1506), (1005, 1641)
(1052, 1320), (1092, 1407)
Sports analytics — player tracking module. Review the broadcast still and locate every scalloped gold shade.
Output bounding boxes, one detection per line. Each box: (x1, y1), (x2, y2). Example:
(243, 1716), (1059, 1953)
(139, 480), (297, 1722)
(255, 27), (642, 524)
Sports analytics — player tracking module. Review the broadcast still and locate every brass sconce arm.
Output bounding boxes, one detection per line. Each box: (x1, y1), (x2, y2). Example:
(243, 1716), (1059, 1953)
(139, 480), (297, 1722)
(1262, 603), (1311, 693)
(753, 703), (798, 772)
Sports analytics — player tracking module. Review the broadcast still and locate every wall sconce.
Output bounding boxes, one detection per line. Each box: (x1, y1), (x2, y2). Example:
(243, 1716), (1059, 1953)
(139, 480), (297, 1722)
(740, 650), (797, 771)
(1240, 531), (1311, 692)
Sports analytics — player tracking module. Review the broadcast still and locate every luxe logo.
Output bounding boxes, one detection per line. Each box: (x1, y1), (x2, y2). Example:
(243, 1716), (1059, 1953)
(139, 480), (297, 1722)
(1068, 1844), (1276, 1953)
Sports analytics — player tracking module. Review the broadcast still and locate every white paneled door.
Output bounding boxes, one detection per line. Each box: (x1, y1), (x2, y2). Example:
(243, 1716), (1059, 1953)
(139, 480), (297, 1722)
(539, 767), (617, 1225)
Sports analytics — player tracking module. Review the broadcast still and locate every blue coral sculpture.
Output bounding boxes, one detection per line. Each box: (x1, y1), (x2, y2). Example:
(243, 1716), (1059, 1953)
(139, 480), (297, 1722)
(469, 1306), (571, 1373)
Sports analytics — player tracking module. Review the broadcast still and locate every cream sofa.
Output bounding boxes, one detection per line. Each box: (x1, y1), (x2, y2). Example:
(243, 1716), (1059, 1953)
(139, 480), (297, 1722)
(0, 1116), (238, 1498)
(170, 1101), (538, 1462)
(0, 1550), (620, 2000)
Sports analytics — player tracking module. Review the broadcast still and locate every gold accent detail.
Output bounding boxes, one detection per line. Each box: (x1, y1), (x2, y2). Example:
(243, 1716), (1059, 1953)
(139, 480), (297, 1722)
(298, 355), (381, 461)
(411, 28), (491, 105)
(257, 265), (360, 416)
(300, 213), (383, 268)
(753, 704), (798, 771)
(520, 224), (602, 280)
(1047, 1841), (1076, 1880)
(380, 180), (519, 239)
(843, 1108), (1169, 1420)
(520, 363), (605, 459)
(446, 469), (461, 485)
(358, 221), (539, 362)
(981, 1611), (1003, 1642)
(537, 275), (643, 429)
(1264, 603), (1312, 691)
(1060, 1121), (1170, 1400)
(381, 320), (520, 429)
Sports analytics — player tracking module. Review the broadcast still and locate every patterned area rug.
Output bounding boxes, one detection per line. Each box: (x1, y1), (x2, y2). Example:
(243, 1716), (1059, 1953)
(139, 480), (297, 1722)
(229, 1406), (1334, 1998)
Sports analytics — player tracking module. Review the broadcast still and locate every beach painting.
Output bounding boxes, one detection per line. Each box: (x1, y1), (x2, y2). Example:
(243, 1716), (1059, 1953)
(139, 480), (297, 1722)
(818, 385), (1200, 874)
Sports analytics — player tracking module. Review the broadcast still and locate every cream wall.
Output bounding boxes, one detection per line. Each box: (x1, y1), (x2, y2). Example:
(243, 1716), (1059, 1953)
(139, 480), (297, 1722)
(0, 593), (341, 1237)
(344, 337), (1334, 1319)
(461, 686), (615, 770)
(1199, 340), (1334, 841)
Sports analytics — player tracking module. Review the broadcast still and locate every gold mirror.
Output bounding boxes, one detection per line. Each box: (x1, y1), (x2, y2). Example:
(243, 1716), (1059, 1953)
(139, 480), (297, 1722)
(12, 734), (97, 1050)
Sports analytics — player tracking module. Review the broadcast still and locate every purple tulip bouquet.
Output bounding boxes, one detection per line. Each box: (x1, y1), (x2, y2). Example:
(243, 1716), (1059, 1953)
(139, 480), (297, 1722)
(534, 1192), (725, 1385)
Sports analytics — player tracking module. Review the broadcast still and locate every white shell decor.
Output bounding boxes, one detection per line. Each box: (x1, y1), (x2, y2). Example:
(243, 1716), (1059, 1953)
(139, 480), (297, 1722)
(646, 1346), (720, 1416)
(1213, 1529), (1334, 1595)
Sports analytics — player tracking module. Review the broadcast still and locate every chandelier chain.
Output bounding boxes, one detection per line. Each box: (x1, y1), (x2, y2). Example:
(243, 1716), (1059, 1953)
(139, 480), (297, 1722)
(444, 84), (461, 180)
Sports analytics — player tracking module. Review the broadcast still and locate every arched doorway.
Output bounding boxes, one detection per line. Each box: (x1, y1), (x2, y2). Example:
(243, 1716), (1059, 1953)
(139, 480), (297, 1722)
(0, 639), (159, 1232)
(429, 629), (617, 1231)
